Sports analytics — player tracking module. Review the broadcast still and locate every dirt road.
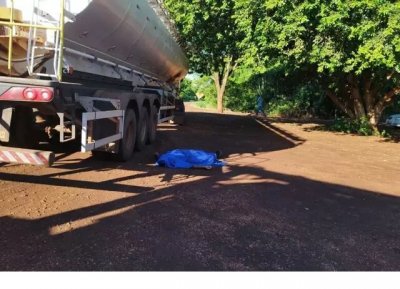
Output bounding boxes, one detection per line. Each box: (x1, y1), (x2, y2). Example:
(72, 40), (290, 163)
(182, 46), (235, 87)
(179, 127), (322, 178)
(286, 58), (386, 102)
(0, 106), (399, 271)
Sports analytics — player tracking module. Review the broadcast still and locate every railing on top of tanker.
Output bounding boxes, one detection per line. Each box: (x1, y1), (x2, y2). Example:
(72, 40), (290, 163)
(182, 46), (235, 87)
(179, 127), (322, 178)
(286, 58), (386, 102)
(0, 0), (65, 81)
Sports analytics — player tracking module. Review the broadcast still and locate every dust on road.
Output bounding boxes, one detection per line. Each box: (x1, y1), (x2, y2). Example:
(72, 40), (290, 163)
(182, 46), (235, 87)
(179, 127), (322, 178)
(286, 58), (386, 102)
(0, 106), (399, 270)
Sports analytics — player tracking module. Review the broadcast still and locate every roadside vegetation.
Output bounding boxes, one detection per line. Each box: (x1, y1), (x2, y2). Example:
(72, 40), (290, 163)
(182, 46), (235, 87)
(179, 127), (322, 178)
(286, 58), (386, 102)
(165, 0), (400, 136)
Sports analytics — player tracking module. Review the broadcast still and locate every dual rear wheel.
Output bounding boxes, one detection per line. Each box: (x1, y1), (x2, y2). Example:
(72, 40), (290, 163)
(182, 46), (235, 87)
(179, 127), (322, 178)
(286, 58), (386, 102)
(100, 105), (158, 162)
(116, 108), (137, 161)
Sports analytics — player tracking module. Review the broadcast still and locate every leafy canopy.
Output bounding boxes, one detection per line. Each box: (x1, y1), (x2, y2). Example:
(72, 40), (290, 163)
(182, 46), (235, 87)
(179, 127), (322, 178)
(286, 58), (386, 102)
(236, 0), (400, 79)
(164, 0), (245, 76)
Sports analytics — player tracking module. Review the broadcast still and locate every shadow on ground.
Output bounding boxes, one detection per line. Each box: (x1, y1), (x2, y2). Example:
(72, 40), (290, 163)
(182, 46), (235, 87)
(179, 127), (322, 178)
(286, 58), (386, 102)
(0, 112), (399, 271)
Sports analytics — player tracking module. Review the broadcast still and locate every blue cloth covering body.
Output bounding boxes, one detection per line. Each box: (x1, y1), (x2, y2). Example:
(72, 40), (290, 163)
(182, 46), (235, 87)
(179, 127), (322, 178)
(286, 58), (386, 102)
(156, 149), (225, 169)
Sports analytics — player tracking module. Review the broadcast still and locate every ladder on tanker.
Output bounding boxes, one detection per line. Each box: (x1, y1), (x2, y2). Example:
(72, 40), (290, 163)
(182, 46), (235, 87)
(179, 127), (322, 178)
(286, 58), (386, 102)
(0, 0), (65, 80)
(26, 0), (64, 80)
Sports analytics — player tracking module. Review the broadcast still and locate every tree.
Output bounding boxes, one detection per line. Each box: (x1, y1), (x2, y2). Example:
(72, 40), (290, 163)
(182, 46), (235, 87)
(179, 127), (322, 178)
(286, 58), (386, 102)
(237, 0), (400, 130)
(180, 79), (197, 101)
(164, 0), (245, 113)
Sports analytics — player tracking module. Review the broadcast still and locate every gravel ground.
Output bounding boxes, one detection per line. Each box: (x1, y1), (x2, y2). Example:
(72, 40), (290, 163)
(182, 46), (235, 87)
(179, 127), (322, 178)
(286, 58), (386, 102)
(0, 105), (399, 271)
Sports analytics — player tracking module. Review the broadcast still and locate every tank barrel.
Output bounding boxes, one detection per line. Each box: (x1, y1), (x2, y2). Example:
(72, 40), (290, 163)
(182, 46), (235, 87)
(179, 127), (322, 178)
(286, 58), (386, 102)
(0, 0), (188, 84)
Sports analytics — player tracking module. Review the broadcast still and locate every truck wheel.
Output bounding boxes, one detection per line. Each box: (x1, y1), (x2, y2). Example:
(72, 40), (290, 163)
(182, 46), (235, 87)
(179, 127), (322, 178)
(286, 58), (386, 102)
(136, 109), (149, 151)
(116, 108), (137, 161)
(135, 108), (149, 151)
(147, 105), (158, 144)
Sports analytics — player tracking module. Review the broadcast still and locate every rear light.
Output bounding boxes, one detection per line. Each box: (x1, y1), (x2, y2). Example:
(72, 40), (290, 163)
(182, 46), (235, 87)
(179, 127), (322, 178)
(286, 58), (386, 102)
(23, 88), (38, 100)
(39, 88), (53, 101)
(0, 87), (54, 102)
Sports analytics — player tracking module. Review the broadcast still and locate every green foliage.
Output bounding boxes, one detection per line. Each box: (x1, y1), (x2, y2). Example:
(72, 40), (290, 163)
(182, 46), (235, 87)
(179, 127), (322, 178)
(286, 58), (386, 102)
(164, 0), (245, 75)
(178, 76), (218, 109)
(330, 117), (375, 136)
(164, 0), (253, 113)
(224, 65), (336, 118)
(191, 76), (217, 108)
(224, 68), (260, 112)
(180, 79), (197, 102)
(236, 0), (400, 125)
(267, 83), (333, 118)
(165, 0), (400, 129)
(237, 0), (400, 76)
(268, 97), (307, 118)
(194, 100), (217, 109)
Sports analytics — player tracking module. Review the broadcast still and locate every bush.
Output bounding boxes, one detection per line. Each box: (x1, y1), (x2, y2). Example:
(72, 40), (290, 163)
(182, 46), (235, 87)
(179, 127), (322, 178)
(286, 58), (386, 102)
(180, 79), (197, 102)
(225, 83), (257, 112)
(330, 117), (375, 136)
(225, 68), (260, 112)
(267, 84), (331, 118)
(192, 76), (217, 108)
(194, 100), (216, 109)
(268, 96), (305, 118)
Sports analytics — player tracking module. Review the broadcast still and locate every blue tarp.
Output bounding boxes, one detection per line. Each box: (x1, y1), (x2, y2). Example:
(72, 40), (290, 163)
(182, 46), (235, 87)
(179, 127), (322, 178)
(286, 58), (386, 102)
(156, 149), (225, 169)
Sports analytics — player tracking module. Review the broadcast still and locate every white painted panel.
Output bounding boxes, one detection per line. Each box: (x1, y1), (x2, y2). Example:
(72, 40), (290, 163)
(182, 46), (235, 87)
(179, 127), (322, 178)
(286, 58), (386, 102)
(6, 0), (92, 21)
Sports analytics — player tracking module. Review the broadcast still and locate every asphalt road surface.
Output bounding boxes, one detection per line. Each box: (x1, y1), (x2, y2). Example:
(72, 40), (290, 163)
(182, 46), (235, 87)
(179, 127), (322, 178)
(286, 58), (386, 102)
(0, 106), (399, 271)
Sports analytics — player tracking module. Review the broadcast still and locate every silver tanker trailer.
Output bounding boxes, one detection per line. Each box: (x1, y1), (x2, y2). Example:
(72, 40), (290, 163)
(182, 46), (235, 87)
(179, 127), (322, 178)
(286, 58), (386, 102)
(0, 0), (188, 166)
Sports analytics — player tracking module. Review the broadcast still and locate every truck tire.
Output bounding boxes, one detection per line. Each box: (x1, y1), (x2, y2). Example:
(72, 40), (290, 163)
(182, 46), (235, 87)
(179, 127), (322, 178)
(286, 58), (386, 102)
(116, 108), (137, 161)
(135, 108), (149, 151)
(147, 105), (158, 144)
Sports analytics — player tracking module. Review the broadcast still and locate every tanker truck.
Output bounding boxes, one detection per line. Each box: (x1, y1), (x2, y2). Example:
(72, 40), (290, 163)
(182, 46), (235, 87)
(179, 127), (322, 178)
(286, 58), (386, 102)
(0, 0), (188, 166)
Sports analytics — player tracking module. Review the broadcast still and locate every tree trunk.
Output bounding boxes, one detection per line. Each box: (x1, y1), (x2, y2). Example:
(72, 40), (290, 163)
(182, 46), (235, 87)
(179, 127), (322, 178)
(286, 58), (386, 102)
(326, 90), (355, 118)
(328, 73), (400, 131)
(351, 87), (366, 118)
(363, 76), (374, 116)
(369, 87), (400, 131)
(212, 73), (225, 113)
(348, 74), (366, 118)
(212, 58), (237, 114)
(363, 80), (379, 132)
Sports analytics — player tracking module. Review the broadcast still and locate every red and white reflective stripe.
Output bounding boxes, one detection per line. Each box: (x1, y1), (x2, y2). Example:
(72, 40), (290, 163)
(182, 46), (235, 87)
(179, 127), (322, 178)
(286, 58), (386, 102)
(0, 147), (54, 166)
(10, 151), (25, 164)
(24, 153), (40, 165)
(0, 151), (11, 162)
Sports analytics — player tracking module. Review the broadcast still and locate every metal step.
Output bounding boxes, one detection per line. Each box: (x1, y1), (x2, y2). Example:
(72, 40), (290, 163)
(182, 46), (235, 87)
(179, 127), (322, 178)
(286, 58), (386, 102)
(33, 46), (59, 51)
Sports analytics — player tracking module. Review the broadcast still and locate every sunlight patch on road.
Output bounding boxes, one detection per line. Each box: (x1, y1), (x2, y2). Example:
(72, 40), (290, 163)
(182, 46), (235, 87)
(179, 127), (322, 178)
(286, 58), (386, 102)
(217, 174), (289, 186)
(48, 195), (174, 236)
